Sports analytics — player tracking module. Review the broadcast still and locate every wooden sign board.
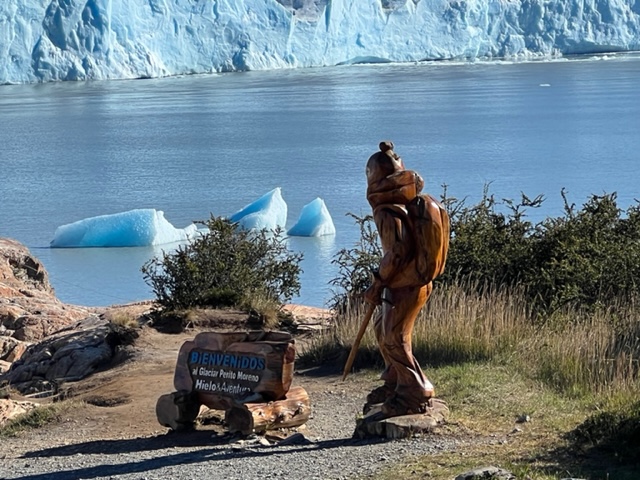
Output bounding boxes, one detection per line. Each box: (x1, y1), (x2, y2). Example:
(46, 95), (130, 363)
(173, 331), (295, 411)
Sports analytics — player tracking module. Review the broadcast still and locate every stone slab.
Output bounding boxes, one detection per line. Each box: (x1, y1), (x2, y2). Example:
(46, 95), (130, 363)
(354, 398), (449, 439)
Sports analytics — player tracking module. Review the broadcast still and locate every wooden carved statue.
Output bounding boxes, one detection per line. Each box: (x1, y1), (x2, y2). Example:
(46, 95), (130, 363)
(346, 141), (450, 418)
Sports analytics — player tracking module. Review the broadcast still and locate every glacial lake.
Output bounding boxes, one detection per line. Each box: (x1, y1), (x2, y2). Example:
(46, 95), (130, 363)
(1, 54), (640, 308)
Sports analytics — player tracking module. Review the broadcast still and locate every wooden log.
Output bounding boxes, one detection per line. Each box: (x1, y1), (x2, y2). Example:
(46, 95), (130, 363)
(156, 390), (201, 431)
(224, 386), (311, 435)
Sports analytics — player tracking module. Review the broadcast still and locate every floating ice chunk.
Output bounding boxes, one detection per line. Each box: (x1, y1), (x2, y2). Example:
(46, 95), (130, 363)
(288, 198), (336, 237)
(50, 209), (198, 248)
(229, 187), (287, 231)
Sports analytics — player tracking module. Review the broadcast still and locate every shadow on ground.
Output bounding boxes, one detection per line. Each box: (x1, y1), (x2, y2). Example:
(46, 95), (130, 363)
(15, 433), (390, 480)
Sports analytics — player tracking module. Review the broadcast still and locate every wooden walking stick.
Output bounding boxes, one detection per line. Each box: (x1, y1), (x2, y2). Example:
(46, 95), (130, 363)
(342, 303), (376, 381)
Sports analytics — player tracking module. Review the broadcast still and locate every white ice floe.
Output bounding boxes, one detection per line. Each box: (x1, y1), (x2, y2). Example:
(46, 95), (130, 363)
(228, 187), (287, 232)
(288, 198), (336, 237)
(50, 209), (198, 248)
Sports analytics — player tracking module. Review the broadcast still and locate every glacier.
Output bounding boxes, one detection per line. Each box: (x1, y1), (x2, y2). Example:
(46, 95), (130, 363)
(50, 209), (198, 247)
(228, 187), (288, 231)
(2, 0), (640, 84)
(288, 198), (336, 237)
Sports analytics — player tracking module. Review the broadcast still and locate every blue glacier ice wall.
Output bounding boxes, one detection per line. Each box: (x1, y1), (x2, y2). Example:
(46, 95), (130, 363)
(2, 0), (640, 84)
(50, 208), (198, 247)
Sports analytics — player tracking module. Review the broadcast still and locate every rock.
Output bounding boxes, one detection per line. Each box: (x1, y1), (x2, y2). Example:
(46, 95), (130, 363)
(454, 466), (516, 480)
(0, 316), (138, 396)
(354, 398), (449, 439)
(0, 359), (11, 373)
(0, 238), (52, 294)
(156, 391), (201, 431)
(5, 340), (28, 362)
(0, 238), (94, 343)
(276, 432), (312, 446)
(0, 398), (39, 427)
(0, 336), (26, 360)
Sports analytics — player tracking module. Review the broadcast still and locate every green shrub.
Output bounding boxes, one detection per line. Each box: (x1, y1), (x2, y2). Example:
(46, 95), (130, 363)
(529, 190), (640, 312)
(439, 185), (543, 293)
(328, 213), (382, 313)
(330, 187), (640, 316)
(447, 188), (640, 313)
(141, 216), (303, 312)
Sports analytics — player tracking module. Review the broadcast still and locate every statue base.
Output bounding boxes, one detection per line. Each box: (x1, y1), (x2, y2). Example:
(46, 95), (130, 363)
(353, 398), (449, 439)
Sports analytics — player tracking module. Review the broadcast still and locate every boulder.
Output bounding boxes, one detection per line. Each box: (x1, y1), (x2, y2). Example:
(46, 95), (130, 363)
(454, 466), (516, 480)
(1, 316), (138, 396)
(0, 238), (95, 347)
(0, 398), (39, 427)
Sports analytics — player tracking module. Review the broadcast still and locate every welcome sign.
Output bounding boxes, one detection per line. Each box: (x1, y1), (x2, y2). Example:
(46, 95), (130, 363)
(173, 331), (295, 407)
(188, 349), (266, 397)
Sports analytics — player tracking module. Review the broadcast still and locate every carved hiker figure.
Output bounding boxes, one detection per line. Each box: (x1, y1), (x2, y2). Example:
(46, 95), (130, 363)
(361, 141), (450, 417)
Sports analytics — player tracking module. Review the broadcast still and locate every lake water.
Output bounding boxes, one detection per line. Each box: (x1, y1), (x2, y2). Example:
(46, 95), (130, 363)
(2, 54), (640, 308)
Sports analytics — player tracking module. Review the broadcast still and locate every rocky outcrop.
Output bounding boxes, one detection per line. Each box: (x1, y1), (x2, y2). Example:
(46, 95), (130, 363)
(0, 238), (140, 396)
(0, 238), (94, 358)
(3, 316), (138, 396)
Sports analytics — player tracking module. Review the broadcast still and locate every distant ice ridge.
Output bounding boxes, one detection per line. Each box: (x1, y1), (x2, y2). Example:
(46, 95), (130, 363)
(229, 187), (288, 232)
(50, 209), (198, 248)
(288, 198), (336, 237)
(2, 0), (640, 84)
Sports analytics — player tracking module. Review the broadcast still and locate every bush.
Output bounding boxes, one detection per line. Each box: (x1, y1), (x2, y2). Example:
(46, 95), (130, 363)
(141, 216), (303, 312)
(439, 184), (543, 292)
(330, 186), (640, 315)
(444, 188), (640, 313)
(328, 213), (381, 313)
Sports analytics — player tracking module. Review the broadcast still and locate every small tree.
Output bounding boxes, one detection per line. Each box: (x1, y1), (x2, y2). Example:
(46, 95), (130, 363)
(141, 216), (303, 312)
(328, 213), (382, 313)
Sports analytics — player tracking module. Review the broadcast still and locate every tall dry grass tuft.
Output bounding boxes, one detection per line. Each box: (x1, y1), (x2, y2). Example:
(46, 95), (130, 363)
(301, 279), (640, 398)
(520, 301), (640, 397)
(300, 279), (535, 371)
(298, 303), (381, 370)
(414, 280), (534, 366)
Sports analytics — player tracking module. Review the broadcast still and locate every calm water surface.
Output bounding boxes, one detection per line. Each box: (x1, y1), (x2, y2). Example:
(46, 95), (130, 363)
(1, 55), (639, 307)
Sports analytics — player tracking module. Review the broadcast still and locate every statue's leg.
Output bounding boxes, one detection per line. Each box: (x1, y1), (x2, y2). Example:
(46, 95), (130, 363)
(381, 283), (434, 416)
(368, 301), (396, 405)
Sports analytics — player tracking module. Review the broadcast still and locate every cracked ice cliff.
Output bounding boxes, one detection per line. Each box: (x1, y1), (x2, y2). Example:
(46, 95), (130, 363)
(1, 0), (640, 84)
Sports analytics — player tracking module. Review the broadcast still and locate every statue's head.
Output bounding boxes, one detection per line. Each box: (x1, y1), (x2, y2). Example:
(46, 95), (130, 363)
(365, 141), (425, 209)
(365, 141), (405, 187)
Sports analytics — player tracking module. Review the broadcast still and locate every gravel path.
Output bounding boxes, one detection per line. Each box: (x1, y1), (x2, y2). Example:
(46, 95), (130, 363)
(0, 372), (458, 480)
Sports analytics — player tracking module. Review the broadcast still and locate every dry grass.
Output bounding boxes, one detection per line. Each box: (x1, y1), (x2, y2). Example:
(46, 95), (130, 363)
(518, 305), (640, 397)
(0, 401), (80, 438)
(302, 280), (640, 397)
(302, 280), (640, 479)
(104, 311), (140, 330)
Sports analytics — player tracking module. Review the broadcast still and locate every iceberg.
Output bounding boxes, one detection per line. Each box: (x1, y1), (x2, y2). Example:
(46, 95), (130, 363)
(228, 187), (287, 231)
(2, 0), (640, 84)
(288, 198), (336, 237)
(50, 209), (198, 248)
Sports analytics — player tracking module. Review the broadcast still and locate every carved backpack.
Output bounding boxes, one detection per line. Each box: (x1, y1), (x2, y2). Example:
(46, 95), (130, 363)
(406, 193), (450, 285)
